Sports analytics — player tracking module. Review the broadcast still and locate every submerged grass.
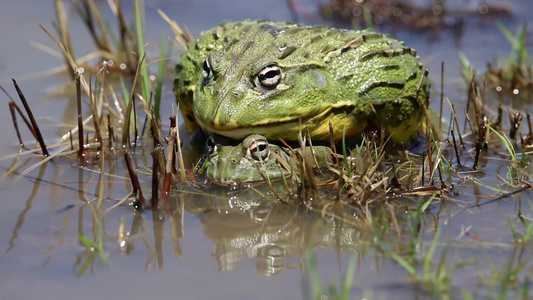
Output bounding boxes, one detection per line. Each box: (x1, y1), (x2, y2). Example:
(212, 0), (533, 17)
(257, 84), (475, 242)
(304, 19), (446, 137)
(389, 201), (475, 296)
(303, 250), (358, 300)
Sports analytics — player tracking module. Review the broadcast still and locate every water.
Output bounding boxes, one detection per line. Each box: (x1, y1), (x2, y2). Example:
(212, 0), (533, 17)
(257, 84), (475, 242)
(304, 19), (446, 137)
(0, 1), (532, 299)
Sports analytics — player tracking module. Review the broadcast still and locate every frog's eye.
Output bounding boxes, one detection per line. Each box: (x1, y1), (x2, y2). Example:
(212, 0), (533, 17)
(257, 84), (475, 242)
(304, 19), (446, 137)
(202, 59), (211, 79)
(248, 138), (270, 161)
(206, 136), (216, 154)
(257, 65), (282, 89)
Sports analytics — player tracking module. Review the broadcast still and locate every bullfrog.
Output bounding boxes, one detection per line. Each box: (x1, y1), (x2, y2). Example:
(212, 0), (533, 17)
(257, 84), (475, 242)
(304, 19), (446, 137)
(174, 20), (429, 144)
(203, 134), (333, 185)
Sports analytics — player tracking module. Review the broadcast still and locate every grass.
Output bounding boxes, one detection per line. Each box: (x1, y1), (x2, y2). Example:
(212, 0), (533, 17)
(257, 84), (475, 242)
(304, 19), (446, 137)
(303, 250), (358, 300)
(389, 202), (475, 296)
(462, 21), (531, 100)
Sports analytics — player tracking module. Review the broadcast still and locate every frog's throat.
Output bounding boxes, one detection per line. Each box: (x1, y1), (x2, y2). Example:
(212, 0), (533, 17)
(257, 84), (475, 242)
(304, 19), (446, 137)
(196, 104), (366, 142)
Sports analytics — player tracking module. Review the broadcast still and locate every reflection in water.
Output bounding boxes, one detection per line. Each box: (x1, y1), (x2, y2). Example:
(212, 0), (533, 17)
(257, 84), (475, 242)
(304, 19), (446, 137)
(182, 186), (367, 276)
(4, 149), (436, 281)
(6, 151), (532, 300)
(4, 163), (383, 277)
(6, 161), (48, 253)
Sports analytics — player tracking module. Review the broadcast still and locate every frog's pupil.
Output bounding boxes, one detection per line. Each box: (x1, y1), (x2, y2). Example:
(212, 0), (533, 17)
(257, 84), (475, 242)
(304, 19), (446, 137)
(256, 144), (267, 153)
(262, 70), (278, 79)
(206, 136), (216, 153)
(258, 65), (281, 88)
(202, 60), (210, 78)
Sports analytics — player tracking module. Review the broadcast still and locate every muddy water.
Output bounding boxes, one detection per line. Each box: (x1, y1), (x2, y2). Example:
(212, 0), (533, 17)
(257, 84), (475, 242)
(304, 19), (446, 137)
(1, 1), (532, 299)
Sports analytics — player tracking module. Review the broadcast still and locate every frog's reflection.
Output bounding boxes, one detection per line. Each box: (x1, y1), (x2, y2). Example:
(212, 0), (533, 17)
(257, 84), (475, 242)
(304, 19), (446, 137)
(183, 187), (365, 276)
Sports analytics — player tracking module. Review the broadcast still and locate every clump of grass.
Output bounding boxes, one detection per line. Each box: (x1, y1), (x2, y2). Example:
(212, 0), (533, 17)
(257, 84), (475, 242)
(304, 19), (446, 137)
(466, 246), (532, 300)
(4, 0), (194, 208)
(1, 81), (49, 157)
(339, 132), (389, 206)
(486, 124), (528, 186)
(486, 22), (531, 98)
(77, 212), (109, 277)
(459, 22), (531, 144)
(388, 201), (475, 296)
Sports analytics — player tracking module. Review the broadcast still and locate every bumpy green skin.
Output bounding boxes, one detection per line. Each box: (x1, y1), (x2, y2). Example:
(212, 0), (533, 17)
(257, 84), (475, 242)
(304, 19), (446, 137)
(204, 134), (333, 185)
(174, 20), (429, 144)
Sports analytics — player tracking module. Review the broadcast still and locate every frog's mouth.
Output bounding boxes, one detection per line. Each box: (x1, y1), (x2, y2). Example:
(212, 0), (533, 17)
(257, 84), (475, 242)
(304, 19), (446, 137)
(196, 101), (364, 141)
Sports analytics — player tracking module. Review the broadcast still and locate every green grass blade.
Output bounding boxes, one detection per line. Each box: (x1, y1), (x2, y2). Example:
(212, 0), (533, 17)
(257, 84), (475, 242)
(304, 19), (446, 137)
(305, 250), (323, 299)
(517, 22), (528, 66)
(407, 199), (422, 260)
(363, 8), (374, 31)
(154, 32), (166, 121)
(461, 289), (475, 300)
(508, 218), (519, 242)
(457, 51), (474, 80)
(120, 75), (135, 139)
(76, 251), (96, 278)
(523, 219), (533, 242)
(522, 277), (530, 300)
(78, 233), (97, 250)
(423, 228), (440, 281)
(495, 20), (519, 50)
(420, 193), (437, 212)
(495, 20), (518, 68)
(134, 0), (150, 104)
(342, 255), (357, 298)
(389, 252), (417, 277)
(451, 258), (476, 272)
(341, 124), (351, 177)
(487, 125), (516, 162)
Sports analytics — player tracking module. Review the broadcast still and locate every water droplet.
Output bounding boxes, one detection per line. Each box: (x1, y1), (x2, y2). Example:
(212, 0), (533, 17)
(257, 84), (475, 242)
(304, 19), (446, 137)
(478, 5), (489, 15)
(392, 7), (402, 17)
(496, 86), (502, 92)
(149, 74), (156, 81)
(432, 5), (443, 15)
(120, 63), (127, 70)
(513, 89), (519, 95)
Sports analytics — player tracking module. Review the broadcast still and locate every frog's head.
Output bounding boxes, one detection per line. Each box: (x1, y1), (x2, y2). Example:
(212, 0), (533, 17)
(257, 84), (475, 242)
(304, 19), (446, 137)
(188, 21), (428, 144)
(205, 134), (290, 185)
(192, 30), (336, 141)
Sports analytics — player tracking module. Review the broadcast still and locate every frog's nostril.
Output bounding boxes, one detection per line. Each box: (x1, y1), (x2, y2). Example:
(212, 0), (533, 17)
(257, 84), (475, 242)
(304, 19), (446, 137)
(229, 88), (243, 100)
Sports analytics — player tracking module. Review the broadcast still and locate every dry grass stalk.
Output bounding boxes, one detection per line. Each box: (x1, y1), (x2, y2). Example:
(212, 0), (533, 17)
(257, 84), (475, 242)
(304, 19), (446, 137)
(124, 150), (146, 208)
(11, 79), (49, 157)
(157, 9), (192, 51)
(75, 70), (85, 162)
(1, 85), (36, 148)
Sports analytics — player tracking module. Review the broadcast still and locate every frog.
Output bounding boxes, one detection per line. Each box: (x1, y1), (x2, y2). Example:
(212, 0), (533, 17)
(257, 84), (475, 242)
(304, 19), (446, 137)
(174, 20), (429, 144)
(203, 134), (333, 185)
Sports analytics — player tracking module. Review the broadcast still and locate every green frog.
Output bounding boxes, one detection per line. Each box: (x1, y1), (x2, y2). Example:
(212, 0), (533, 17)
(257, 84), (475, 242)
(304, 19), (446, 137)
(203, 134), (333, 185)
(174, 20), (429, 144)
